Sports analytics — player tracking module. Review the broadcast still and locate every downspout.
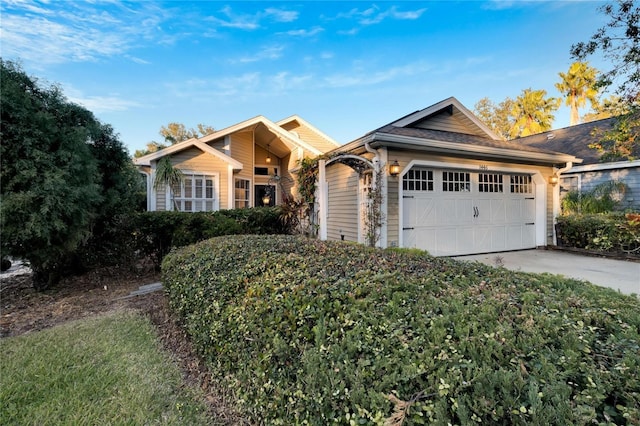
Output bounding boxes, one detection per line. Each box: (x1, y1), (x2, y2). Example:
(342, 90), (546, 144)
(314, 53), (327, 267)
(552, 162), (573, 245)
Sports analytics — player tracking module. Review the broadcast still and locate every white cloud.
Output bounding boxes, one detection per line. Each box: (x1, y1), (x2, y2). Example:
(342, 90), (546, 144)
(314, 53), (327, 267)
(360, 6), (427, 25)
(264, 8), (299, 23)
(482, 1), (517, 11)
(64, 84), (141, 113)
(0, 1), (178, 66)
(270, 72), (313, 91)
(208, 6), (260, 30)
(282, 26), (324, 37)
(1, 14), (128, 64)
(324, 62), (432, 88)
(338, 28), (360, 36)
(126, 55), (151, 65)
(335, 5), (426, 26)
(233, 45), (285, 64)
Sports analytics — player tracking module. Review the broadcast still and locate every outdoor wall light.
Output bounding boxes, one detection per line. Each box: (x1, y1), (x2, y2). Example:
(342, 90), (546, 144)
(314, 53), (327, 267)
(262, 194), (271, 205)
(549, 175), (559, 185)
(266, 144), (272, 164)
(389, 160), (401, 177)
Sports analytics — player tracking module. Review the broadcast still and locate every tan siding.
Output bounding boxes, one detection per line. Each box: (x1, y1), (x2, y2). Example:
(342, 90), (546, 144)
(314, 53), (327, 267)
(413, 109), (485, 136)
(280, 121), (339, 153)
(230, 132), (253, 180)
(326, 163), (359, 242)
(547, 182), (554, 245)
(168, 147), (230, 210)
(386, 174), (399, 246)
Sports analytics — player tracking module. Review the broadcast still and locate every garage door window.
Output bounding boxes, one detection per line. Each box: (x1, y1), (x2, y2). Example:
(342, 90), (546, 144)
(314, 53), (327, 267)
(403, 169), (433, 191)
(478, 173), (503, 193)
(443, 171), (470, 192)
(510, 175), (533, 194)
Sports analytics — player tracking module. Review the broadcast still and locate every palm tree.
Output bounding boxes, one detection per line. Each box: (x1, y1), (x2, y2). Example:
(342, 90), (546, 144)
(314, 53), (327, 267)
(555, 62), (599, 125)
(153, 156), (184, 211)
(510, 89), (560, 138)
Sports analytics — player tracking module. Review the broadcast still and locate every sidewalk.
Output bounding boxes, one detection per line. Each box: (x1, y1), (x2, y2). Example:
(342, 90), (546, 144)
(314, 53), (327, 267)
(453, 249), (640, 296)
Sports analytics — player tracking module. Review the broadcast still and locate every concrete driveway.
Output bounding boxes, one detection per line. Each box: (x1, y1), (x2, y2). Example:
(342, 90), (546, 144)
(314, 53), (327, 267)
(453, 249), (640, 296)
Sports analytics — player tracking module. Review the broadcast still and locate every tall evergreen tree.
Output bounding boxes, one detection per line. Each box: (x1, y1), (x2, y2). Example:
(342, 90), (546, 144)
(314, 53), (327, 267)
(0, 60), (140, 289)
(555, 62), (599, 125)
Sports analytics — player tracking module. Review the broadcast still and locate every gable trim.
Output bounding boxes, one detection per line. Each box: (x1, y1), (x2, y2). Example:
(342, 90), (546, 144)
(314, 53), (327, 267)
(391, 97), (502, 141)
(276, 115), (342, 148)
(367, 132), (578, 165)
(562, 159), (640, 174)
(134, 139), (243, 169)
(200, 115), (324, 156)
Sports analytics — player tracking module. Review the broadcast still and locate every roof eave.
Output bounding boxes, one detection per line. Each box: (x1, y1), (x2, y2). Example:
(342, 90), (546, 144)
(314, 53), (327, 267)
(369, 132), (580, 165)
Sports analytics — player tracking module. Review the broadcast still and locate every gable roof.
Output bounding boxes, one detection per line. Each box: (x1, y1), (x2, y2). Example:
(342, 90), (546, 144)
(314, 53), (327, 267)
(198, 115), (325, 156)
(517, 118), (616, 165)
(134, 139), (243, 169)
(391, 96), (502, 141)
(276, 115), (341, 149)
(134, 115), (326, 167)
(334, 97), (578, 166)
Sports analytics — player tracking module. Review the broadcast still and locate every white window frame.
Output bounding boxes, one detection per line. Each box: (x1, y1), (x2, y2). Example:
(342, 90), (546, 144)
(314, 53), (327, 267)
(171, 172), (219, 212)
(234, 178), (251, 209)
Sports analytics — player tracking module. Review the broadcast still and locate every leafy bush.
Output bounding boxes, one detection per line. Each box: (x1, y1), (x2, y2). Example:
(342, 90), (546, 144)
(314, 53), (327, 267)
(562, 180), (628, 214)
(556, 213), (640, 255)
(1, 60), (143, 289)
(162, 235), (640, 425)
(73, 208), (287, 271)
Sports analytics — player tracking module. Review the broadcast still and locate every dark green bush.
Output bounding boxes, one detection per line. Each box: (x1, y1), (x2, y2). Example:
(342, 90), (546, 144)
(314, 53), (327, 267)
(556, 213), (640, 255)
(69, 207), (286, 272)
(162, 235), (640, 425)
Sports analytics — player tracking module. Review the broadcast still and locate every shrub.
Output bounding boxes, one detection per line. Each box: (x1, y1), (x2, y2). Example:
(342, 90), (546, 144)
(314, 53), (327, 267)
(162, 235), (640, 425)
(556, 213), (640, 255)
(73, 208), (287, 271)
(562, 180), (628, 214)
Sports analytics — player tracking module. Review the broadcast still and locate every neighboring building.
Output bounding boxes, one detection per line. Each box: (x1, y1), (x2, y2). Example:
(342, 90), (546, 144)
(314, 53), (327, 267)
(518, 118), (640, 211)
(135, 115), (340, 211)
(317, 97), (578, 256)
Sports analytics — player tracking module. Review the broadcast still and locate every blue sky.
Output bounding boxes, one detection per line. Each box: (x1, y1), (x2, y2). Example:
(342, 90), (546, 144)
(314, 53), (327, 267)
(2, 1), (609, 154)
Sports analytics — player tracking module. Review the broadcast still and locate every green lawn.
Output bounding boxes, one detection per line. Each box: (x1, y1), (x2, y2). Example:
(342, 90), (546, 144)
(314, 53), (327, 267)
(0, 310), (209, 425)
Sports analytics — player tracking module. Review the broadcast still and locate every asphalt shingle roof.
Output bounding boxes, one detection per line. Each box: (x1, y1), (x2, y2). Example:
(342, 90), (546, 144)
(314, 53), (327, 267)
(516, 118), (616, 165)
(374, 124), (571, 156)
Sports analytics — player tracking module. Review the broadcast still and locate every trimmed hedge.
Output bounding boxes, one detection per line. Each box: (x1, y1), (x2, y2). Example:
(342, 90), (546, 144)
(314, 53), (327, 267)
(74, 208), (286, 271)
(162, 235), (640, 425)
(556, 213), (640, 257)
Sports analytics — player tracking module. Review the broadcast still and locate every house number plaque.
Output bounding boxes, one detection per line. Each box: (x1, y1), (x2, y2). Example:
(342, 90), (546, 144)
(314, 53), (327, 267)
(479, 165), (488, 170)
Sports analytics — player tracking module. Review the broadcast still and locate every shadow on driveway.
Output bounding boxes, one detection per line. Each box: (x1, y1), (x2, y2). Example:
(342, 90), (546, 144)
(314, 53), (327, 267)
(453, 249), (639, 296)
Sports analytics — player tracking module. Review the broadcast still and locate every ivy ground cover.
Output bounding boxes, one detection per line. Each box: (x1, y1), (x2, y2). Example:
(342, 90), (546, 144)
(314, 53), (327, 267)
(162, 235), (640, 425)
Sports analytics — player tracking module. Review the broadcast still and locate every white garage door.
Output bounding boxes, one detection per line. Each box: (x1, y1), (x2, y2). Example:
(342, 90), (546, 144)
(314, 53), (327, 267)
(402, 168), (536, 256)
